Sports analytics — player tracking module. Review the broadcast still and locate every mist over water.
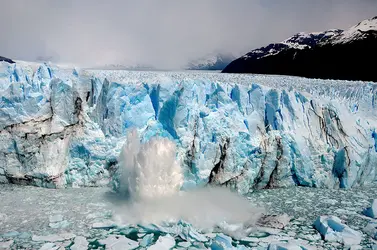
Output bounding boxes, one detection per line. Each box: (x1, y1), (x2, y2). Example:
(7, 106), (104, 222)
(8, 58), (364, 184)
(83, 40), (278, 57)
(113, 130), (264, 231)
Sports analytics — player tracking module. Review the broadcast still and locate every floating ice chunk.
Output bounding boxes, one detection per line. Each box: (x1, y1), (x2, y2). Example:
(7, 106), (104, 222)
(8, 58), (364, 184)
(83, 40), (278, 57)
(85, 212), (104, 220)
(92, 220), (116, 229)
(0, 175), (7, 184)
(205, 233), (217, 238)
(185, 229), (207, 242)
(216, 222), (249, 240)
(70, 236), (89, 250)
(296, 233), (321, 242)
(177, 241), (191, 248)
(49, 214), (63, 223)
(313, 215), (362, 245)
(99, 235), (139, 250)
(2, 231), (19, 237)
(210, 234), (234, 250)
(32, 233), (75, 243)
(257, 214), (292, 229)
(39, 242), (59, 250)
(49, 220), (70, 229)
(119, 227), (138, 236)
(251, 227), (281, 236)
(32, 235), (65, 242)
(140, 234), (154, 247)
(18, 232), (31, 239)
(148, 234), (176, 250)
(0, 240), (13, 249)
(260, 235), (294, 244)
(235, 246), (249, 250)
(137, 221), (208, 243)
(59, 233), (76, 240)
(322, 199), (338, 205)
(139, 224), (169, 234)
(267, 242), (302, 250)
(363, 221), (377, 239)
(174, 221), (207, 242)
(363, 199), (377, 219)
(349, 245), (363, 250)
(240, 236), (259, 243)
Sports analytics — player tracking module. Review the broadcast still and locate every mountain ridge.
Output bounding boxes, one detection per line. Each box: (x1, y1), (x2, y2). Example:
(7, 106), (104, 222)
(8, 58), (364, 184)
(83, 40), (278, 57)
(0, 56), (15, 64)
(223, 16), (377, 82)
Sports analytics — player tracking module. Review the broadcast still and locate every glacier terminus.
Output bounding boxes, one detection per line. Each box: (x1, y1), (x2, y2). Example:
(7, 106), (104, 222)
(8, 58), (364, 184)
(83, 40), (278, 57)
(1, 61), (377, 192)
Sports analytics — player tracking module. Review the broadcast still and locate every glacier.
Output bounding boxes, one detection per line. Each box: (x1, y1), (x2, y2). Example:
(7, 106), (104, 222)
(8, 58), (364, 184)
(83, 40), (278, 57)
(0, 61), (377, 192)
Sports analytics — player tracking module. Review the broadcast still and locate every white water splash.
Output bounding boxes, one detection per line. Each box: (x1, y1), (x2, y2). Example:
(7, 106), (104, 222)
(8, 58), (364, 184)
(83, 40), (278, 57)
(115, 130), (264, 232)
(118, 129), (183, 201)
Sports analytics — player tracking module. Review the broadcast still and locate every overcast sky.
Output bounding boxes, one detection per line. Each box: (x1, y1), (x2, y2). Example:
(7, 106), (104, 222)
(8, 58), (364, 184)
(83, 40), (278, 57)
(1, 0), (376, 68)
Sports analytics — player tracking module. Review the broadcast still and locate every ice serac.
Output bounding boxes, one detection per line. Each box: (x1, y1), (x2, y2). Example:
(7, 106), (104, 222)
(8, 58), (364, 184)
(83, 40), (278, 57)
(1, 61), (377, 192)
(0, 62), (84, 187)
(313, 215), (362, 246)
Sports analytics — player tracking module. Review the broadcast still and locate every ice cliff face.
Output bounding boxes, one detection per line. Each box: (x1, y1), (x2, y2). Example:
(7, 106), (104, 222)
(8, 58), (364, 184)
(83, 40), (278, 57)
(1, 61), (377, 192)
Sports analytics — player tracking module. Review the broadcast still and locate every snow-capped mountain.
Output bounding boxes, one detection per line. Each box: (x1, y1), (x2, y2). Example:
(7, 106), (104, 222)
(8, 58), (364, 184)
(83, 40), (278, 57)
(223, 16), (377, 82)
(186, 53), (235, 70)
(241, 29), (342, 60)
(283, 29), (343, 47)
(329, 16), (377, 44)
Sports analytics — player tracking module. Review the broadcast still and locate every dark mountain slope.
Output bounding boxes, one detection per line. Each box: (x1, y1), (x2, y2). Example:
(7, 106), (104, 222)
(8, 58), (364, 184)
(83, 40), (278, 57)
(0, 56), (15, 64)
(223, 17), (377, 82)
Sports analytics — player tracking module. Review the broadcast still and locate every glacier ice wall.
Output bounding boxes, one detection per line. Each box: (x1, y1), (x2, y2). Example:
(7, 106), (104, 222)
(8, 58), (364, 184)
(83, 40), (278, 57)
(1, 61), (377, 192)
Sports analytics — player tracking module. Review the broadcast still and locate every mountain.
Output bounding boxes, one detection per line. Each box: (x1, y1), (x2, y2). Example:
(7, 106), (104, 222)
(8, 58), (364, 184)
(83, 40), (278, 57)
(1, 61), (377, 191)
(239, 29), (342, 61)
(186, 53), (235, 70)
(223, 16), (377, 82)
(0, 56), (15, 64)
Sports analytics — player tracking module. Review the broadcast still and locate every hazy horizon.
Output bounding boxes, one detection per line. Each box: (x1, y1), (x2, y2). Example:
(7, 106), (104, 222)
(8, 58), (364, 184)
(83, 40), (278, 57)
(1, 1), (377, 68)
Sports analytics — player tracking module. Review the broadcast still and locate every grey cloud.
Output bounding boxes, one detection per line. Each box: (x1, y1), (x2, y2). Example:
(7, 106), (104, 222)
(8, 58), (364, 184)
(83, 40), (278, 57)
(1, 0), (376, 68)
